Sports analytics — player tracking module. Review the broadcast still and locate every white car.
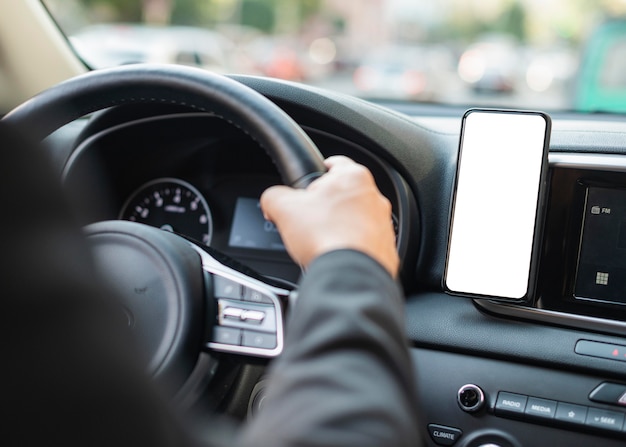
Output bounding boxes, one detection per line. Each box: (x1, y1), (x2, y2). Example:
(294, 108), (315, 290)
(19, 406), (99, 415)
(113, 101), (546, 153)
(71, 24), (234, 72)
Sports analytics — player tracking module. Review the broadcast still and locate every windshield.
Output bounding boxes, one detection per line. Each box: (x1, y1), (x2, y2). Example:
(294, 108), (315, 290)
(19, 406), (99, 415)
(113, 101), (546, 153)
(42, 0), (626, 113)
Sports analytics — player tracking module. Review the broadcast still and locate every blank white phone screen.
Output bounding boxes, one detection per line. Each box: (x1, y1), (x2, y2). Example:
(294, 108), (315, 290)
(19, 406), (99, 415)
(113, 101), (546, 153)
(445, 111), (548, 300)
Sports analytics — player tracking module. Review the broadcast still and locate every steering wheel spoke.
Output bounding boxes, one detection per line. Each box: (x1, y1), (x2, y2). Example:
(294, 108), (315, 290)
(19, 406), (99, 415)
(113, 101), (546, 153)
(196, 246), (289, 358)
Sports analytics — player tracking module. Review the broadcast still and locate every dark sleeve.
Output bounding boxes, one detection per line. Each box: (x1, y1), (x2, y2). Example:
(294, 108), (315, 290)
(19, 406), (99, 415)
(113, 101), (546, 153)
(238, 249), (422, 447)
(1, 123), (196, 447)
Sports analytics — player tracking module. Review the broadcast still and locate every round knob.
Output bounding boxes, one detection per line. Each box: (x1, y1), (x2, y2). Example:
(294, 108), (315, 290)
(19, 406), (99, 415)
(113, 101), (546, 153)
(460, 430), (520, 447)
(457, 384), (485, 413)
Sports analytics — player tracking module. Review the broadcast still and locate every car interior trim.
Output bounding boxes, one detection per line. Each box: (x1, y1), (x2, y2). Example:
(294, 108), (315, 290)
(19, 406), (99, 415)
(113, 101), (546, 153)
(549, 152), (626, 172)
(475, 299), (626, 337)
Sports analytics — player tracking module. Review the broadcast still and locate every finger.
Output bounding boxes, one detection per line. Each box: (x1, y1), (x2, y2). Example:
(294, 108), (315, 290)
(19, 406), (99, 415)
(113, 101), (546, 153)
(323, 155), (355, 170)
(324, 156), (373, 183)
(260, 185), (299, 222)
(296, 157), (354, 193)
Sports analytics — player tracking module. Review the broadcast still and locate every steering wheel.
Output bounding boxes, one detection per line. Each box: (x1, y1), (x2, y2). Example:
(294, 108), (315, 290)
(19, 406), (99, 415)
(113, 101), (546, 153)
(2, 64), (326, 404)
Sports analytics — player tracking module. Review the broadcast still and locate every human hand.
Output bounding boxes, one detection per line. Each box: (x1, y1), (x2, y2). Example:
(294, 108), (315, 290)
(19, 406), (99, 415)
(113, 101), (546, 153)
(260, 156), (399, 277)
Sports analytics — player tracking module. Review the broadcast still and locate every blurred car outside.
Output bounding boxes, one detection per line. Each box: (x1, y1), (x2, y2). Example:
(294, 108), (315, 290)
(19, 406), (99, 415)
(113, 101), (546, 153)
(522, 45), (578, 108)
(70, 24), (236, 73)
(242, 35), (337, 82)
(352, 44), (455, 101)
(243, 36), (306, 81)
(457, 35), (520, 94)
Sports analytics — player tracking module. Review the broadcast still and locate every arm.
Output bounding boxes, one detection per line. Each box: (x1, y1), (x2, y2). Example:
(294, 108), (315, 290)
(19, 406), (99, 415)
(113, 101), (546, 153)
(239, 250), (420, 447)
(1, 122), (194, 447)
(238, 157), (421, 446)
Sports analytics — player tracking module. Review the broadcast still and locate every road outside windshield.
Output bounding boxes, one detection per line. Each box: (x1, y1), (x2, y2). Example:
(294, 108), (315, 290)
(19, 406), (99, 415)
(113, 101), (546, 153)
(43, 0), (626, 112)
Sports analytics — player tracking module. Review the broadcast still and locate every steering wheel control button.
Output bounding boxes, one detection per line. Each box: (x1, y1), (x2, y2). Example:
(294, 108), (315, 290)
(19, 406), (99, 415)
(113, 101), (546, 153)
(222, 307), (266, 324)
(589, 382), (626, 406)
(584, 407), (625, 432)
(244, 287), (274, 304)
(218, 299), (276, 332)
(212, 327), (242, 346)
(242, 330), (277, 349)
(223, 307), (244, 320)
(524, 397), (557, 420)
(241, 310), (266, 323)
(427, 424), (462, 446)
(495, 392), (527, 416)
(214, 276), (243, 300)
(555, 402), (588, 425)
(457, 384), (485, 413)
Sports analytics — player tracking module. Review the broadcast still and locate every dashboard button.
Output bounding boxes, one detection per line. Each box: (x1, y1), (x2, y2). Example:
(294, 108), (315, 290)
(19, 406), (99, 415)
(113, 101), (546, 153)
(555, 402), (587, 425)
(495, 392), (527, 416)
(585, 407), (624, 432)
(242, 330), (277, 349)
(589, 382), (626, 406)
(525, 397), (557, 420)
(212, 327), (241, 345)
(427, 424), (462, 446)
(214, 276), (243, 300)
(575, 340), (626, 362)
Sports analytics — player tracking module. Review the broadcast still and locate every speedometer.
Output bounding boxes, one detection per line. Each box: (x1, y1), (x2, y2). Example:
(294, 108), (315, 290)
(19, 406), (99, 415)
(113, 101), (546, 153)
(120, 178), (213, 245)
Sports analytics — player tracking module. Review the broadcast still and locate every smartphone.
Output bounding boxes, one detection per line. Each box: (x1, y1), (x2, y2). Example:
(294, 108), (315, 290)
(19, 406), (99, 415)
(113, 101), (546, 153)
(444, 109), (551, 302)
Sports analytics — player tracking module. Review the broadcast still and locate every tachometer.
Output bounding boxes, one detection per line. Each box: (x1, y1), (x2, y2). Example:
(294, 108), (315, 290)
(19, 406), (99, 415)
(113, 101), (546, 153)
(120, 178), (213, 245)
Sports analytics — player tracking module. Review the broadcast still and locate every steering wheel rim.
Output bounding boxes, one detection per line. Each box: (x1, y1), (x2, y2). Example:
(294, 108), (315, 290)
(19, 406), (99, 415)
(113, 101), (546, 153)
(1, 64), (325, 402)
(2, 64), (326, 188)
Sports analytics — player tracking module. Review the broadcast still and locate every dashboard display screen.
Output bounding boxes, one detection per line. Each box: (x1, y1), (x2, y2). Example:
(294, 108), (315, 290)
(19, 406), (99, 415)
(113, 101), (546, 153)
(229, 197), (285, 252)
(575, 186), (626, 305)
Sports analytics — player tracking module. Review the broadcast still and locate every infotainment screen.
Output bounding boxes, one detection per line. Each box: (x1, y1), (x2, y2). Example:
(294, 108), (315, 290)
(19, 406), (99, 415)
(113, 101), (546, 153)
(229, 197), (286, 252)
(575, 186), (626, 305)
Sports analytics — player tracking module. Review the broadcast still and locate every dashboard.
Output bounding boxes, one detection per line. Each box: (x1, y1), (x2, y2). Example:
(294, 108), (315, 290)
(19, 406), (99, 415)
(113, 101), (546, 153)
(61, 106), (416, 286)
(47, 76), (626, 446)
